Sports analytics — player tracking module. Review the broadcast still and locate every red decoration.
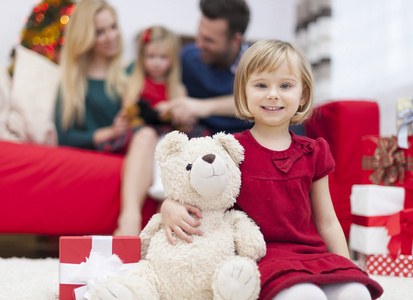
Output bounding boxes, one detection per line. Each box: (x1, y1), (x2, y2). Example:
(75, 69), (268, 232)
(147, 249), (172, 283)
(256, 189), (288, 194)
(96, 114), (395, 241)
(362, 135), (413, 188)
(359, 253), (413, 277)
(142, 28), (151, 43)
(59, 236), (141, 300)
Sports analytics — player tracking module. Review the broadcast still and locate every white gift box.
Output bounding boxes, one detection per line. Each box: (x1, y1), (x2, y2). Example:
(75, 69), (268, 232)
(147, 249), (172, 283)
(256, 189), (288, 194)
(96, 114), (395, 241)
(349, 184), (405, 254)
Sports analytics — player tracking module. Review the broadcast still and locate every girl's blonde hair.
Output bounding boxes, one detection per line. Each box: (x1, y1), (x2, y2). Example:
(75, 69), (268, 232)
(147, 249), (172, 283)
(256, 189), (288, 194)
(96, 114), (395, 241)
(124, 25), (181, 105)
(234, 40), (314, 125)
(59, 0), (127, 130)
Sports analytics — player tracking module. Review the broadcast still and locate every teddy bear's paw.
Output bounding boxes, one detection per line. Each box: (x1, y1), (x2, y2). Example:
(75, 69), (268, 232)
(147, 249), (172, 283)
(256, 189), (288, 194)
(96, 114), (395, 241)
(215, 258), (260, 300)
(91, 281), (135, 300)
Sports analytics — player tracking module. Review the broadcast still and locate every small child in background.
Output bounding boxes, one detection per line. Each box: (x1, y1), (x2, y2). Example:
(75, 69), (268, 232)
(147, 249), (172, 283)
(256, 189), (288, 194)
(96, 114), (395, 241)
(160, 40), (383, 300)
(123, 25), (208, 138)
(100, 25), (208, 153)
(123, 25), (184, 127)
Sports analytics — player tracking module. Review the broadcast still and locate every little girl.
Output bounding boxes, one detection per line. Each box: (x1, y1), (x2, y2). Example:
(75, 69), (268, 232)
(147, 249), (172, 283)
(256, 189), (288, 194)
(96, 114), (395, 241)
(160, 40), (383, 300)
(122, 25), (208, 137)
(100, 25), (187, 154)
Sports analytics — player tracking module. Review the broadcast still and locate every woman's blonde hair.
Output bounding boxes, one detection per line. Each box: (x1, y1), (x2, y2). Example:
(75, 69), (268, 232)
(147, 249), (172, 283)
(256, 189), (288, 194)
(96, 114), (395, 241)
(59, 0), (126, 130)
(124, 25), (181, 105)
(234, 40), (314, 125)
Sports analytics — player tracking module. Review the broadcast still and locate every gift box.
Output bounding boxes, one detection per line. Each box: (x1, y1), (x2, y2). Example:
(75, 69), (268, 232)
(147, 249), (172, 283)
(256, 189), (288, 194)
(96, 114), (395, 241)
(358, 253), (413, 277)
(361, 135), (413, 188)
(349, 184), (407, 255)
(59, 236), (140, 300)
(397, 97), (413, 149)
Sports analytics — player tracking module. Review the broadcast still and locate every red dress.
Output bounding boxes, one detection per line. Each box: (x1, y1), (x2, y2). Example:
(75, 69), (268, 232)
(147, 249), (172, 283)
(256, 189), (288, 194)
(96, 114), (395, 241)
(233, 130), (383, 300)
(140, 77), (167, 108)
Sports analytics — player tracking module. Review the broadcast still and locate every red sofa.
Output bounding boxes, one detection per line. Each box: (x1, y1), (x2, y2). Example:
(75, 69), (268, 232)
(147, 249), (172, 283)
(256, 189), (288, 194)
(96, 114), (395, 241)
(0, 100), (379, 238)
(304, 100), (380, 238)
(0, 142), (158, 235)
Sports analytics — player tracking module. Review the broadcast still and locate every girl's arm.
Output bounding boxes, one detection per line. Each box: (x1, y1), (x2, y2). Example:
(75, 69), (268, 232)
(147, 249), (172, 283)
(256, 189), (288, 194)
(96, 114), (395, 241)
(160, 198), (203, 245)
(310, 175), (350, 259)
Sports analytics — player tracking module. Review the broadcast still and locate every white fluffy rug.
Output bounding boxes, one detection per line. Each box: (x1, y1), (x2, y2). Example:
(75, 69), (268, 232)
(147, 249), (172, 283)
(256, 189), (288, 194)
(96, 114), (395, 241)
(0, 257), (412, 300)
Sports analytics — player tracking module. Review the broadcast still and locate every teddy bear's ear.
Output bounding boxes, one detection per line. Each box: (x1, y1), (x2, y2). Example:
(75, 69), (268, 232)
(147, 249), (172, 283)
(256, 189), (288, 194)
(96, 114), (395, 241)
(213, 132), (244, 165)
(155, 130), (189, 163)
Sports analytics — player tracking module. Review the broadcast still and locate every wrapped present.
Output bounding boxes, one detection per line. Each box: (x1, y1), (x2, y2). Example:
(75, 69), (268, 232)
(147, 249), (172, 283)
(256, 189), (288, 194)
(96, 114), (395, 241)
(358, 253), (413, 277)
(397, 97), (413, 149)
(361, 135), (413, 188)
(59, 236), (140, 300)
(349, 184), (406, 255)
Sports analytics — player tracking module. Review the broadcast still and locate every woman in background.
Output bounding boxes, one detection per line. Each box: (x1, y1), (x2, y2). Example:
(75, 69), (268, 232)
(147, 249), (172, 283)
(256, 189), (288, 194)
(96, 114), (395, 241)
(55, 0), (158, 236)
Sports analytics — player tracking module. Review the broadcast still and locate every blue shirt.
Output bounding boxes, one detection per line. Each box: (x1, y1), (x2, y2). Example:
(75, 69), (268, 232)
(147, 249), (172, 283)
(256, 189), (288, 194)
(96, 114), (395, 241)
(181, 43), (252, 134)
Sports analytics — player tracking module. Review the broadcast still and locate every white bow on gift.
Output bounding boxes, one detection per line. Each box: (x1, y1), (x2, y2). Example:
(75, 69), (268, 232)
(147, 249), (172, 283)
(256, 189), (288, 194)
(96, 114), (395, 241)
(397, 106), (413, 149)
(67, 250), (131, 300)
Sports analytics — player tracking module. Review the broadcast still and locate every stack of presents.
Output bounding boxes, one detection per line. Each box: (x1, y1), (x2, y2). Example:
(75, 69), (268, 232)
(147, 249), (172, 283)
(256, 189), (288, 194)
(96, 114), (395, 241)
(349, 97), (413, 278)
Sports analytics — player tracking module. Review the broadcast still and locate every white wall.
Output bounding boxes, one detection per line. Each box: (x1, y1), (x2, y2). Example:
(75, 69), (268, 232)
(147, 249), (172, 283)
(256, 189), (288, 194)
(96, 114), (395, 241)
(331, 0), (413, 136)
(0, 0), (298, 67)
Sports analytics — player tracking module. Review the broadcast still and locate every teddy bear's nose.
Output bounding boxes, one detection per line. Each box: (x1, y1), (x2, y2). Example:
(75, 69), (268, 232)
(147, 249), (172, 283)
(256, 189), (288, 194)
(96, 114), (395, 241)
(202, 154), (216, 164)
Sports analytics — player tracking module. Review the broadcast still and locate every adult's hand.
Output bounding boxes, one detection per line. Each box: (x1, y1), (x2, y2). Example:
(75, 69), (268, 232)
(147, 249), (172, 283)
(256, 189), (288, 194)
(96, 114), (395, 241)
(168, 96), (208, 126)
(112, 109), (129, 138)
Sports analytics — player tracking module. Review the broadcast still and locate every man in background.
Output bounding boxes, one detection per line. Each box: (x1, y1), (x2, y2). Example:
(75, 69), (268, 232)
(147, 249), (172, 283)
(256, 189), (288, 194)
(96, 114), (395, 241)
(167, 0), (252, 134)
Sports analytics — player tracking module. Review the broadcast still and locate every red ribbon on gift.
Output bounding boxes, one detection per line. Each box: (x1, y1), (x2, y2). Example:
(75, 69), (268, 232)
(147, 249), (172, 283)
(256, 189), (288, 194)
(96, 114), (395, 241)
(386, 208), (413, 258)
(352, 214), (388, 227)
(368, 136), (407, 185)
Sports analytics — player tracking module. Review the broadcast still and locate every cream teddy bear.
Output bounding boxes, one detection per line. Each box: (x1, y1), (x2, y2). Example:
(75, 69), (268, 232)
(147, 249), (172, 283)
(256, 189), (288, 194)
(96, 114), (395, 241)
(92, 131), (266, 300)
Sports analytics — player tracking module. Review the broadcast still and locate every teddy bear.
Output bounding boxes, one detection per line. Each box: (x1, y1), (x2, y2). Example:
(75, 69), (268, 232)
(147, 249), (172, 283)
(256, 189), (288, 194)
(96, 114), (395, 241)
(92, 131), (267, 300)
(124, 100), (172, 128)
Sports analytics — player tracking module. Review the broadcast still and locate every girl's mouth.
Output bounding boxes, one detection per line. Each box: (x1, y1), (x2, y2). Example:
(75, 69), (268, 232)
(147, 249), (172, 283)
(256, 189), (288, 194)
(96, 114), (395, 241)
(262, 106), (283, 111)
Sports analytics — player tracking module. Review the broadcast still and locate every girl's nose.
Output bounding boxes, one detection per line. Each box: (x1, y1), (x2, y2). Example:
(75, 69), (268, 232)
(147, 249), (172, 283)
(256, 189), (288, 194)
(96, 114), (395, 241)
(267, 90), (279, 100)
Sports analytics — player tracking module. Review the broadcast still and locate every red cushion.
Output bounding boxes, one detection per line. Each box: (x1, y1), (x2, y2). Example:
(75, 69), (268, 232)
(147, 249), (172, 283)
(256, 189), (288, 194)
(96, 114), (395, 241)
(0, 142), (158, 235)
(304, 100), (380, 238)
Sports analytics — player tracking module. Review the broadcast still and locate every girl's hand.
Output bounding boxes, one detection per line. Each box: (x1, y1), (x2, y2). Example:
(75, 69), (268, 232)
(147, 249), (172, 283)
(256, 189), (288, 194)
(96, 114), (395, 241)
(155, 101), (171, 119)
(112, 109), (129, 137)
(160, 198), (203, 245)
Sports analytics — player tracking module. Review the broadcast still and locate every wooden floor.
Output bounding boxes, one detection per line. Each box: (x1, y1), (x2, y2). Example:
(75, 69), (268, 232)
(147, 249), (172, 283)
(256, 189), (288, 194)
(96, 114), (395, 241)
(0, 235), (59, 258)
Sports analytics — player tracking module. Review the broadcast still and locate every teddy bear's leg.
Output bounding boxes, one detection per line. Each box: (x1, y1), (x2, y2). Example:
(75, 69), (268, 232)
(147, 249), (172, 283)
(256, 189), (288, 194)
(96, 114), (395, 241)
(91, 260), (160, 300)
(212, 256), (261, 300)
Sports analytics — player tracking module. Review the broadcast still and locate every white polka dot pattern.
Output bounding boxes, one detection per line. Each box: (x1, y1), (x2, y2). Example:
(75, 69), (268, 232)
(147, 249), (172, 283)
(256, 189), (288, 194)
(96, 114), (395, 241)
(360, 254), (413, 277)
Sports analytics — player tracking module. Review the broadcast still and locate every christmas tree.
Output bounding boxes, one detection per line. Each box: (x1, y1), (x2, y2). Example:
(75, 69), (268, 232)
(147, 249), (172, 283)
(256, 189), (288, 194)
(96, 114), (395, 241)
(19, 0), (76, 64)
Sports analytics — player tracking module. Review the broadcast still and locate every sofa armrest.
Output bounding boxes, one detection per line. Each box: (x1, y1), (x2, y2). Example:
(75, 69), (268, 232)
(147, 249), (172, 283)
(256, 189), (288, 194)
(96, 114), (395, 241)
(304, 100), (380, 238)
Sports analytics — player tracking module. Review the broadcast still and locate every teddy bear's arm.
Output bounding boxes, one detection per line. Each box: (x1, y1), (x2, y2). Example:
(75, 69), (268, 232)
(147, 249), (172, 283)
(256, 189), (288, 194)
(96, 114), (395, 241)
(139, 213), (163, 258)
(227, 210), (267, 261)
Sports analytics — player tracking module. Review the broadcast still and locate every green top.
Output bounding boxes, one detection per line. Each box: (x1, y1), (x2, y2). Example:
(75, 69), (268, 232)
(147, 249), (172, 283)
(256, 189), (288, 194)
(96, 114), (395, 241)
(55, 79), (121, 149)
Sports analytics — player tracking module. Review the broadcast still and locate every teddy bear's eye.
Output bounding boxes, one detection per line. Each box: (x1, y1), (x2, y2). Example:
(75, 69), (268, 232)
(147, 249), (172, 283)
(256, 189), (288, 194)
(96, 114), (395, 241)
(186, 163), (192, 171)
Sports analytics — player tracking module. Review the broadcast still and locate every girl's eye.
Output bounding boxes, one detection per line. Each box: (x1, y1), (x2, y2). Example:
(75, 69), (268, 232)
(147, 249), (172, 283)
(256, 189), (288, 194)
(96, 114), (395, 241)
(281, 83), (291, 89)
(256, 83), (267, 88)
(96, 29), (103, 36)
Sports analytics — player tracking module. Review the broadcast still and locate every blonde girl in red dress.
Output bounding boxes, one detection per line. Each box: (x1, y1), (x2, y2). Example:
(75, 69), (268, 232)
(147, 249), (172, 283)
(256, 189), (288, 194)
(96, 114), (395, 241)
(160, 40), (383, 300)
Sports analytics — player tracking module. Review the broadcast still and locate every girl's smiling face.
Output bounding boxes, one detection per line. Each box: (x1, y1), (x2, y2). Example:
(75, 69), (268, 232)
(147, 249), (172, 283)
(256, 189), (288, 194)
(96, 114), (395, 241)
(245, 59), (307, 131)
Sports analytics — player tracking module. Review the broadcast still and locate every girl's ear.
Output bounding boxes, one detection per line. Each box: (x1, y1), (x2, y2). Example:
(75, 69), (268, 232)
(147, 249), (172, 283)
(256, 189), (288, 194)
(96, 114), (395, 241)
(300, 86), (309, 106)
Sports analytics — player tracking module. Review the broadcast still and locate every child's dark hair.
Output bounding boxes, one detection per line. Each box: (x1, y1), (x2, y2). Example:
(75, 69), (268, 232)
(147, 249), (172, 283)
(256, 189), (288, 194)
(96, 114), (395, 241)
(200, 0), (250, 37)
